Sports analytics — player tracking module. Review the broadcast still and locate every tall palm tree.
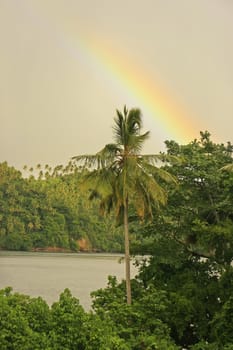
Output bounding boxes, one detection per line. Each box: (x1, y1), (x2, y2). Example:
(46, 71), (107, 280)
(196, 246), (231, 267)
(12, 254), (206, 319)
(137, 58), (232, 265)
(72, 106), (176, 304)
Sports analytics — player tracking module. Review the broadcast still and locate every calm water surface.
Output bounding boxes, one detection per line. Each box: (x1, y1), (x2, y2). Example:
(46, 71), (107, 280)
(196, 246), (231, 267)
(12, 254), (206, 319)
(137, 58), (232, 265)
(0, 251), (138, 310)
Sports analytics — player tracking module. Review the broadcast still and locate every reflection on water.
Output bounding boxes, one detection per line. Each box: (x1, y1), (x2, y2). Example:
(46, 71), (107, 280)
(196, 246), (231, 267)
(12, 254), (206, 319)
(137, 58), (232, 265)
(0, 251), (138, 310)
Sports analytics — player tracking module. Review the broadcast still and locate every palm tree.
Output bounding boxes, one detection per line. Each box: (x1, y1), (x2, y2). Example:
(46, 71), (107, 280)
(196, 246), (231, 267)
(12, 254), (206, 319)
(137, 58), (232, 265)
(72, 106), (176, 304)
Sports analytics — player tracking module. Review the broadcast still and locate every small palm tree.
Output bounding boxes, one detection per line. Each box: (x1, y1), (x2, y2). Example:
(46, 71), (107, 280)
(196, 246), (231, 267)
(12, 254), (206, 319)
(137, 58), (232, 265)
(72, 106), (176, 304)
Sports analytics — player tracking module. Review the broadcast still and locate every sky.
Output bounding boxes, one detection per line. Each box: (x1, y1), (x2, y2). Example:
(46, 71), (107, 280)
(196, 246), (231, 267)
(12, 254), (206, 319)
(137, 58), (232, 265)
(1, 0), (233, 170)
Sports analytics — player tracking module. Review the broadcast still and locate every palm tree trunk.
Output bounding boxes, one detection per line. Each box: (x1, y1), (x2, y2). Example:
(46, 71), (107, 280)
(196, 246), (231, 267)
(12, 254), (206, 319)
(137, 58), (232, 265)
(124, 197), (131, 305)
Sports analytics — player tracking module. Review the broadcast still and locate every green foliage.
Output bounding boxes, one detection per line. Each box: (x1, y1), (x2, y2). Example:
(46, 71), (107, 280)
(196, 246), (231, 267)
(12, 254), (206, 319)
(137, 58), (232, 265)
(1, 232), (32, 251)
(159, 131), (233, 266)
(0, 287), (139, 350)
(210, 295), (233, 345)
(91, 276), (180, 349)
(49, 289), (88, 349)
(131, 132), (233, 348)
(0, 162), (124, 252)
(1, 131), (233, 348)
(0, 287), (50, 349)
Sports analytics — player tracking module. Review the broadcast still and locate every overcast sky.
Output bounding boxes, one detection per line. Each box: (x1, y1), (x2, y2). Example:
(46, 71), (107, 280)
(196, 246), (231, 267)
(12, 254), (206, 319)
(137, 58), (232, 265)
(1, 0), (233, 169)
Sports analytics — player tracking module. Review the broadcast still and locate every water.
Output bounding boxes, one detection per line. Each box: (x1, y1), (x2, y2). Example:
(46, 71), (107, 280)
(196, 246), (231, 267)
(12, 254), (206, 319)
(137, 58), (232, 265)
(0, 251), (138, 310)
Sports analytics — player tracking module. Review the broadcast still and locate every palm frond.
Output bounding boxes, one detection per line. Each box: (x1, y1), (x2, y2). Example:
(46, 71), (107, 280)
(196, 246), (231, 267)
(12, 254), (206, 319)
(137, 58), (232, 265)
(139, 159), (177, 185)
(139, 170), (167, 204)
(220, 163), (233, 171)
(138, 154), (162, 164)
(152, 167), (178, 185)
(128, 131), (150, 153)
(99, 195), (114, 216)
(140, 153), (180, 165)
(80, 168), (114, 198)
(127, 108), (142, 135)
(72, 143), (120, 169)
(114, 110), (125, 144)
(96, 144), (121, 167)
(113, 107), (146, 150)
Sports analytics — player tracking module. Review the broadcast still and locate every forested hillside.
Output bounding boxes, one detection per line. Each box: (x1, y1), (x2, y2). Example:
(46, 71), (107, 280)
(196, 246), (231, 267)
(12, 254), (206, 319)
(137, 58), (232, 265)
(0, 162), (123, 252)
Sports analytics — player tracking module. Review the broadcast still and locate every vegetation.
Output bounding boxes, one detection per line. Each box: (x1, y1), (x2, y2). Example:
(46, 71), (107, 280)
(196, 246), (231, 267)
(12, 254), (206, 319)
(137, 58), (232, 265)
(0, 162), (124, 253)
(1, 114), (233, 348)
(72, 106), (176, 304)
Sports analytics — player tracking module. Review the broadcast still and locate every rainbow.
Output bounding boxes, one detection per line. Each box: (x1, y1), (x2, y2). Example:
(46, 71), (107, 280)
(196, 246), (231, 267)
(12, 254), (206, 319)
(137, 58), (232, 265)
(25, 2), (199, 145)
(83, 36), (198, 143)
